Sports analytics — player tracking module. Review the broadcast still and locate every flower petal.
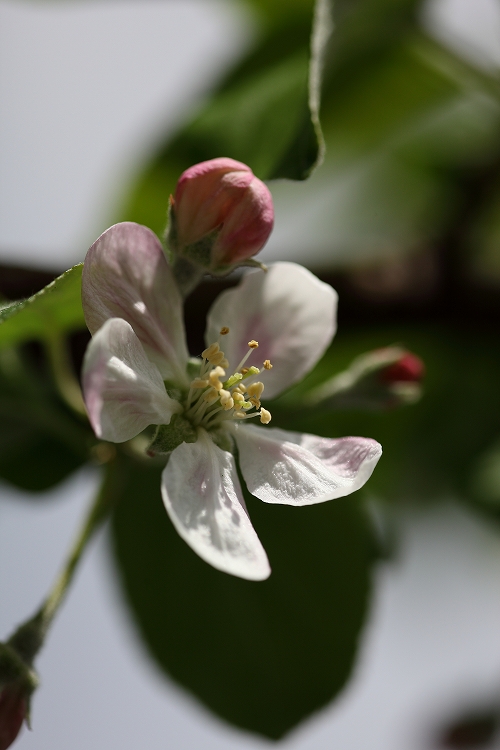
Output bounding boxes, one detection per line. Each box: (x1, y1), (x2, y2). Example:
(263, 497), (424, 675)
(82, 222), (189, 384)
(233, 424), (382, 505)
(161, 430), (270, 580)
(205, 262), (337, 399)
(83, 317), (181, 443)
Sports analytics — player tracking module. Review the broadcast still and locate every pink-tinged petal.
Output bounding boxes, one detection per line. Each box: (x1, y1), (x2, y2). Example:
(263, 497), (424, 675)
(233, 424), (382, 505)
(83, 318), (181, 443)
(205, 262), (337, 399)
(162, 430), (270, 580)
(82, 222), (189, 384)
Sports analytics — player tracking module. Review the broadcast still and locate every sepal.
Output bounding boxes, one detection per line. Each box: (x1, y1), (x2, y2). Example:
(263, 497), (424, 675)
(147, 414), (197, 456)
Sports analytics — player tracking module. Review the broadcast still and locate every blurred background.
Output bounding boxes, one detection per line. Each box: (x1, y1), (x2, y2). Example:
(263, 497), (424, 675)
(2, 0), (500, 747)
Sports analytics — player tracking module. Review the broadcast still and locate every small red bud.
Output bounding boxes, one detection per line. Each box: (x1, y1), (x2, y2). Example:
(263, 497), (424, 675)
(380, 352), (425, 384)
(0, 687), (27, 750)
(171, 157), (274, 272)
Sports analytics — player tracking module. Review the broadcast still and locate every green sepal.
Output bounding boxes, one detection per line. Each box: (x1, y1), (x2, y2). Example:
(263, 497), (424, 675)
(162, 380), (183, 402)
(210, 429), (234, 453)
(0, 640), (39, 725)
(147, 414), (197, 456)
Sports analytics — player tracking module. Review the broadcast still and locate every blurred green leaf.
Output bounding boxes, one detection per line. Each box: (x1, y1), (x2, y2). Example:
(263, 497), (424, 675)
(274, 325), (500, 504)
(120, 0), (331, 236)
(0, 348), (89, 491)
(0, 265), (85, 350)
(112, 456), (376, 739)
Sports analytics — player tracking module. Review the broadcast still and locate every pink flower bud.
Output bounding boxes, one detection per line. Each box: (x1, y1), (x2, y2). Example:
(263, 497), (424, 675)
(380, 352), (425, 384)
(169, 158), (274, 273)
(0, 686), (26, 750)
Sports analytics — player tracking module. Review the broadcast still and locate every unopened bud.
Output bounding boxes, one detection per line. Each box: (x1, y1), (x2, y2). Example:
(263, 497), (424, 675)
(167, 158), (274, 275)
(380, 352), (425, 384)
(0, 685), (27, 750)
(0, 642), (39, 750)
(306, 347), (424, 411)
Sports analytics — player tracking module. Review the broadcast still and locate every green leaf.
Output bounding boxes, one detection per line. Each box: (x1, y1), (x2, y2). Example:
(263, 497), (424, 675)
(120, 0), (331, 236)
(275, 325), (500, 504)
(0, 265), (85, 350)
(0, 348), (90, 491)
(112, 456), (376, 738)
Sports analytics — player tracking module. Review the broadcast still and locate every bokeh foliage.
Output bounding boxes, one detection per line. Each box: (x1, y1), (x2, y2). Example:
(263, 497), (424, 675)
(113, 455), (376, 738)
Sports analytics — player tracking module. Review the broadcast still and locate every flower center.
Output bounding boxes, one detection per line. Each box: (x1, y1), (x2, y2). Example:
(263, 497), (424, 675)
(183, 328), (272, 430)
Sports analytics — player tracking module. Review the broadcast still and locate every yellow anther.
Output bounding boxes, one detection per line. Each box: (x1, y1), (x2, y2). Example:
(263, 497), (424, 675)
(210, 351), (227, 366)
(260, 408), (272, 424)
(220, 327), (230, 336)
(191, 378), (209, 389)
(263, 360), (273, 370)
(223, 398), (234, 411)
(219, 389), (232, 405)
(203, 387), (219, 404)
(219, 357), (229, 369)
(209, 366), (225, 390)
(233, 392), (245, 404)
(234, 410), (246, 418)
(248, 340), (259, 349)
(202, 342), (220, 360)
(249, 397), (261, 409)
(247, 382), (264, 399)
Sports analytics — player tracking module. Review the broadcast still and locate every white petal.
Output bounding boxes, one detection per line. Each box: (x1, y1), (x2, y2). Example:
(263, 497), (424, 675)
(233, 424), (382, 505)
(83, 318), (181, 443)
(82, 222), (189, 384)
(205, 262), (337, 398)
(162, 430), (270, 580)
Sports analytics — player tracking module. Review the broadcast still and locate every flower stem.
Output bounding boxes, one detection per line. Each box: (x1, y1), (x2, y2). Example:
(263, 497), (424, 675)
(6, 452), (122, 667)
(44, 331), (86, 417)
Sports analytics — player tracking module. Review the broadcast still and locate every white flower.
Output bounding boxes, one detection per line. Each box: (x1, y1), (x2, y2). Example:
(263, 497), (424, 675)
(81, 222), (382, 581)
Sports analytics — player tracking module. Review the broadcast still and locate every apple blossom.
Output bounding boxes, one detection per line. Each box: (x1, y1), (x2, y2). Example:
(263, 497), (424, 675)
(167, 157), (274, 275)
(82, 222), (382, 580)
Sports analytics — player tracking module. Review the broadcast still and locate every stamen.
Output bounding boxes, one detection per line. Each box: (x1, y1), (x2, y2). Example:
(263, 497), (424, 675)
(241, 366), (260, 380)
(260, 408), (272, 424)
(220, 327), (230, 336)
(235, 342), (259, 374)
(210, 351), (227, 367)
(233, 410), (263, 421)
(191, 378), (209, 389)
(219, 389), (233, 408)
(203, 387), (220, 405)
(232, 392), (245, 404)
(224, 372), (243, 389)
(202, 342), (219, 360)
(209, 366), (225, 390)
(247, 382), (264, 399)
(263, 360), (273, 370)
